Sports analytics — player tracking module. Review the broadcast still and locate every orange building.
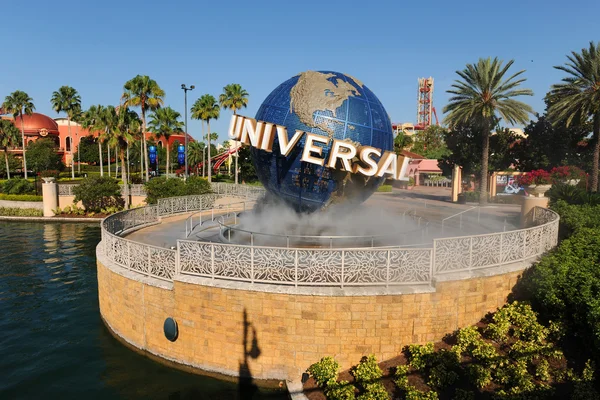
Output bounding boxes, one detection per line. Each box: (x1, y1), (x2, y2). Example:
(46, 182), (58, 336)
(1, 112), (193, 167)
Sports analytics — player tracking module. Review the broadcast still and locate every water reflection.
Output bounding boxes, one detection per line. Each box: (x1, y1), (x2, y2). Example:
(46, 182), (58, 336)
(0, 222), (286, 399)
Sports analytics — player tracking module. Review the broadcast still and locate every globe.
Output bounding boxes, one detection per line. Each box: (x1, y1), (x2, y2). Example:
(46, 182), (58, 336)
(251, 71), (394, 213)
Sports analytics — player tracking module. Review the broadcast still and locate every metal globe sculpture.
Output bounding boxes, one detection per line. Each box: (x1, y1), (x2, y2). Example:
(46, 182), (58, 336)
(251, 71), (394, 213)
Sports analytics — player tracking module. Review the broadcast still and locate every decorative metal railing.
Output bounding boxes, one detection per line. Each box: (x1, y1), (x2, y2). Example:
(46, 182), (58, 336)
(58, 184), (146, 197)
(99, 185), (559, 286)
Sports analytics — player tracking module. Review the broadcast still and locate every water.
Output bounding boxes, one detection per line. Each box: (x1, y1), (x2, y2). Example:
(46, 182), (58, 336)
(0, 222), (286, 400)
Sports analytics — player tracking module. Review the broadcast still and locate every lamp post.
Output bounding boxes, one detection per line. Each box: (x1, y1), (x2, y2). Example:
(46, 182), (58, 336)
(181, 84), (195, 179)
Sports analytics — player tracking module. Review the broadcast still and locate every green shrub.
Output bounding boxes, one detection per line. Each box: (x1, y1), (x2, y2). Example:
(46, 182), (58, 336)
(0, 207), (43, 217)
(394, 365), (410, 390)
(0, 194), (42, 202)
(307, 357), (339, 387)
(406, 343), (435, 370)
(352, 354), (383, 384)
(73, 176), (124, 213)
(551, 200), (600, 236)
(325, 380), (356, 400)
(2, 178), (35, 195)
(452, 389), (474, 400)
(357, 382), (389, 400)
(184, 176), (211, 196)
(377, 184), (392, 193)
(522, 228), (600, 358)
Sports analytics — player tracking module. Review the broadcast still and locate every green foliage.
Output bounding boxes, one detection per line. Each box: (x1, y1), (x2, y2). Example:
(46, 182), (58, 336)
(2, 178), (35, 194)
(75, 135), (106, 164)
(237, 147), (258, 183)
(324, 381), (355, 400)
(0, 207), (42, 216)
(73, 176), (124, 212)
(376, 184), (392, 192)
(548, 184), (600, 207)
(352, 354), (383, 384)
(143, 176), (211, 204)
(406, 343), (435, 370)
(0, 194), (42, 201)
(535, 359), (550, 381)
(426, 350), (460, 389)
(0, 153), (21, 177)
(410, 126), (451, 160)
(25, 138), (65, 173)
(467, 364), (492, 389)
(404, 388), (439, 400)
(452, 389), (475, 400)
(307, 357), (340, 387)
(394, 365), (410, 390)
(356, 382), (389, 400)
(551, 200), (600, 236)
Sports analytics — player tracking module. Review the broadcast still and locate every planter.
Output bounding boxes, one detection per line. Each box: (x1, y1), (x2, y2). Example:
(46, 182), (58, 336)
(525, 184), (552, 198)
(42, 177), (56, 184)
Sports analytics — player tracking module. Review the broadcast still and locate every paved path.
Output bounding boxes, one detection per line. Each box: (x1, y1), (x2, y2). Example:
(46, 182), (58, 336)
(126, 187), (522, 249)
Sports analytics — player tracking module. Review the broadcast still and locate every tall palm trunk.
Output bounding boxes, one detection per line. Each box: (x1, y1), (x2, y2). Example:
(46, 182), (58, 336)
(592, 114), (600, 192)
(201, 121), (206, 177)
(479, 124), (490, 206)
(115, 146), (119, 177)
(207, 121), (212, 183)
(98, 140), (104, 177)
(107, 142), (111, 178)
(142, 107), (149, 182)
(20, 115), (27, 179)
(68, 116), (74, 179)
(4, 149), (10, 179)
(120, 145), (129, 209)
(77, 126), (80, 174)
(126, 142), (130, 184)
(233, 109), (238, 184)
(166, 143), (170, 178)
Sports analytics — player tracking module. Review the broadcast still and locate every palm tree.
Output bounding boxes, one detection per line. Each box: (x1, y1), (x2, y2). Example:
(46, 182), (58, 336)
(191, 95), (220, 182)
(51, 86), (82, 179)
(219, 84), (249, 184)
(548, 42), (600, 191)
(3, 91), (35, 178)
(72, 105), (83, 174)
(81, 105), (105, 176)
(188, 141), (205, 175)
(98, 105), (118, 177)
(122, 75), (165, 182)
(443, 58), (533, 205)
(148, 107), (184, 177)
(0, 119), (20, 179)
(112, 106), (139, 208)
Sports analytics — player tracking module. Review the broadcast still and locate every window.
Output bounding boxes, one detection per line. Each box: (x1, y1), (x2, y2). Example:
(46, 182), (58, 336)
(66, 137), (71, 152)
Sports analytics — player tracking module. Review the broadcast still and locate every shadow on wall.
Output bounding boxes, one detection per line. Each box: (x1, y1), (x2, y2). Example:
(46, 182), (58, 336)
(239, 309), (261, 400)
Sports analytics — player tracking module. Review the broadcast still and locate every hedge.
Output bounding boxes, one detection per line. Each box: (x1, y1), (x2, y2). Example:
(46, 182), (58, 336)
(0, 194), (43, 202)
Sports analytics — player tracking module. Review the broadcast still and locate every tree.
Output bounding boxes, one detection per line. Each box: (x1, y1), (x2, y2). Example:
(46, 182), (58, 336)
(237, 147), (257, 183)
(111, 106), (138, 207)
(122, 75), (165, 182)
(80, 105), (105, 176)
(75, 135), (107, 165)
(444, 57), (533, 204)
(26, 138), (64, 173)
(512, 113), (591, 172)
(188, 141), (205, 175)
(51, 86), (81, 179)
(410, 125), (451, 159)
(439, 122), (519, 180)
(3, 91), (35, 178)
(0, 119), (20, 179)
(148, 107), (183, 177)
(191, 95), (220, 182)
(394, 131), (413, 154)
(548, 42), (600, 191)
(219, 83), (249, 185)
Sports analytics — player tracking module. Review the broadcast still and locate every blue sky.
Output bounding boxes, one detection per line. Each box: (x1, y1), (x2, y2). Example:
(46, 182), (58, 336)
(1, 0), (598, 143)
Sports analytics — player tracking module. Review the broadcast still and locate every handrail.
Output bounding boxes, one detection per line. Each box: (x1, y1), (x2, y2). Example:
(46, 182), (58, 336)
(441, 206), (480, 233)
(99, 184), (560, 288)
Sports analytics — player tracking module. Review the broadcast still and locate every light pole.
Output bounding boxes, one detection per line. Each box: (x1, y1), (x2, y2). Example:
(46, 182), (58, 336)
(181, 84), (195, 179)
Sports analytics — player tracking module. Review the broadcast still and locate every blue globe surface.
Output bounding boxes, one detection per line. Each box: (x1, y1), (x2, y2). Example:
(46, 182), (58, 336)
(251, 71), (394, 213)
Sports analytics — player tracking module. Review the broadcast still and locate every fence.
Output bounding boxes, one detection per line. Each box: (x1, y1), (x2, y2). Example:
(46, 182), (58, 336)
(100, 186), (559, 286)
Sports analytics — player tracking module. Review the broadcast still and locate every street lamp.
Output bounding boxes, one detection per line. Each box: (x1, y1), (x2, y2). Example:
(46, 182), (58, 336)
(181, 84), (195, 179)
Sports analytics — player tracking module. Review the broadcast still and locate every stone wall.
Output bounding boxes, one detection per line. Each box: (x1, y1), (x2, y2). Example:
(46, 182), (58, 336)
(97, 250), (524, 382)
(0, 199), (43, 209)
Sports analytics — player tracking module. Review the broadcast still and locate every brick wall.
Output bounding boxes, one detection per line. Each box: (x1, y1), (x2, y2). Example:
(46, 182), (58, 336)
(97, 259), (522, 382)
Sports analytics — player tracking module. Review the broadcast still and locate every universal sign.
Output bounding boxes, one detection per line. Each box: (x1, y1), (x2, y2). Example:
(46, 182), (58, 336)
(228, 115), (409, 181)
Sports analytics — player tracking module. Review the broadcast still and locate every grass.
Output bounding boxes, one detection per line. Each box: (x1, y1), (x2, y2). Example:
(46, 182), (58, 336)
(0, 207), (43, 217)
(377, 184), (393, 192)
(0, 194), (42, 202)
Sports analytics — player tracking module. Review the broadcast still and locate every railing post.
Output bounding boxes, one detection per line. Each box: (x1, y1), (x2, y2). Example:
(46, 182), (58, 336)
(341, 250), (345, 288)
(499, 232), (503, 265)
(175, 241), (180, 276)
(386, 250), (390, 287)
(294, 249), (298, 288)
(251, 245), (254, 284)
(127, 241), (131, 270)
(147, 245), (152, 277)
(523, 228), (527, 259)
(211, 244), (215, 279)
(469, 237), (473, 269)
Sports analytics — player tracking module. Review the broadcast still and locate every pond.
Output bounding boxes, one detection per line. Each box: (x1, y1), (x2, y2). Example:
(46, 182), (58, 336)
(0, 222), (286, 399)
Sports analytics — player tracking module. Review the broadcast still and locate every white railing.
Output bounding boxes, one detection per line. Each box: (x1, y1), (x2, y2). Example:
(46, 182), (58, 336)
(424, 178), (451, 187)
(99, 185), (559, 287)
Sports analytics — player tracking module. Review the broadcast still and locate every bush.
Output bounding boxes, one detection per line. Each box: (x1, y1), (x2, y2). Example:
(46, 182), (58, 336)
(144, 177), (211, 204)
(2, 178), (35, 195)
(551, 200), (600, 237)
(73, 176), (124, 212)
(548, 184), (600, 206)
(377, 184), (392, 193)
(0, 207), (43, 217)
(307, 357), (339, 387)
(521, 227), (600, 360)
(0, 194), (42, 202)
(325, 380), (356, 400)
(352, 354), (383, 384)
